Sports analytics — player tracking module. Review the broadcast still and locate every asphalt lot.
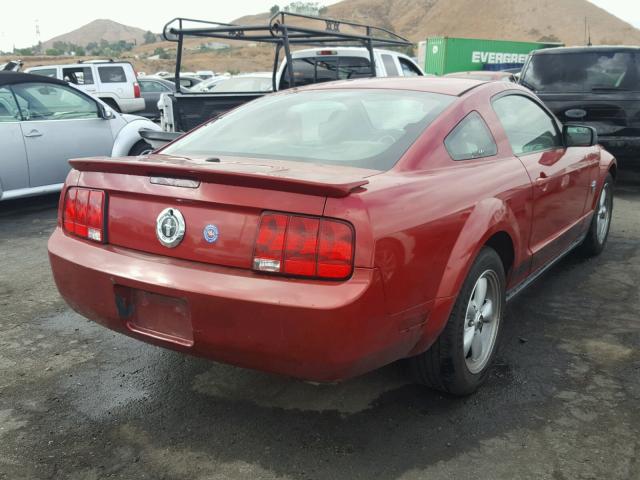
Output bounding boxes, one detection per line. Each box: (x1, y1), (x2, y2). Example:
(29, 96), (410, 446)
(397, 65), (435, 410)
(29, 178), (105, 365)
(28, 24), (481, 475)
(0, 164), (639, 480)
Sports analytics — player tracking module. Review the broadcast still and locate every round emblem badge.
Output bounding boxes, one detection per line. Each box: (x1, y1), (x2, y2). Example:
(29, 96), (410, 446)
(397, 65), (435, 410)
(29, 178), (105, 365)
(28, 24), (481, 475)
(203, 224), (219, 244)
(156, 208), (186, 248)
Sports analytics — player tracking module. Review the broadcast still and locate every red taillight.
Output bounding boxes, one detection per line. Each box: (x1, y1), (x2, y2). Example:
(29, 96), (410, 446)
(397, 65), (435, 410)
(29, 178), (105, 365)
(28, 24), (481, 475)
(284, 216), (320, 276)
(133, 82), (141, 98)
(253, 213), (354, 280)
(317, 220), (354, 279)
(62, 187), (106, 242)
(253, 213), (288, 272)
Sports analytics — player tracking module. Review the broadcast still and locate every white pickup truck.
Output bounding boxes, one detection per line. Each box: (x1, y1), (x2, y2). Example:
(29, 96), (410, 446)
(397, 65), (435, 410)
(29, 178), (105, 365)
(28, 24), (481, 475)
(150, 13), (423, 141)
(159, 47), (424, 133)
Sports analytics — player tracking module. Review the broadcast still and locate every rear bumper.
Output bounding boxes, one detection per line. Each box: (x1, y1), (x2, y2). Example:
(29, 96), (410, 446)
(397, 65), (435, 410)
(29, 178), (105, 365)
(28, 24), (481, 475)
(48, 228), (425, 381)
(599, 136), (640, 156)
(117, 97), (145, 113)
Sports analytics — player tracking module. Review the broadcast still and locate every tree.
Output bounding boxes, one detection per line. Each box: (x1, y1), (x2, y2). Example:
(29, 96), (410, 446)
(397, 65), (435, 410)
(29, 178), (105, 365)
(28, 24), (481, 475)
(144, 31), (157, 44)
(153, 47), (170, 60)
(45, 48), (63, 56)
(53, 41), (67, 51)
(270, 4), (280, 14)
(14, 47), (34, 56)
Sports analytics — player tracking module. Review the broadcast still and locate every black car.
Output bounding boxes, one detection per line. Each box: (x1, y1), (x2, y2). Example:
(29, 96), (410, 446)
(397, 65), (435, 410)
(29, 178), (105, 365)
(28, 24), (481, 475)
(138, 77), (177, 120)
(519, 46), (640, 157)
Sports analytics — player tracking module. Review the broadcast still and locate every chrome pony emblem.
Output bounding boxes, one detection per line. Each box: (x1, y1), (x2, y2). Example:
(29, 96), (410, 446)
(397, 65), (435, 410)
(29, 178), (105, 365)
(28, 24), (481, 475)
(156, 208), (186, 248)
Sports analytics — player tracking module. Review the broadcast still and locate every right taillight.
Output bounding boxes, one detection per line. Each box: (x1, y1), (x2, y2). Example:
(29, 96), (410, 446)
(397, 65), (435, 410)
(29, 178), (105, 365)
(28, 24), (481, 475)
(62, 187), (106, 243)
(253, 213), (354, 280)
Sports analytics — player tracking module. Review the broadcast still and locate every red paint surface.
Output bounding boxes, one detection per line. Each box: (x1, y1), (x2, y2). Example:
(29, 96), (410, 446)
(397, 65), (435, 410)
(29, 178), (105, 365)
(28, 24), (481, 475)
(48, 79), (616, 381)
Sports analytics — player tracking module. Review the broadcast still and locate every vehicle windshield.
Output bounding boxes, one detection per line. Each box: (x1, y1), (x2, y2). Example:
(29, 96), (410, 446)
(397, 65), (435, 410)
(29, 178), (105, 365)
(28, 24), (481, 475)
(162, 89), (454, 170)
(521, 51), (640, 92)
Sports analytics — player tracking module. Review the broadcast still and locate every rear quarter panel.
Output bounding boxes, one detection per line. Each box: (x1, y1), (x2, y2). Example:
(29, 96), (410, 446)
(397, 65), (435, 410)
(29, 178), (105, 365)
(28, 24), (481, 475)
(326, 83), (533, 351)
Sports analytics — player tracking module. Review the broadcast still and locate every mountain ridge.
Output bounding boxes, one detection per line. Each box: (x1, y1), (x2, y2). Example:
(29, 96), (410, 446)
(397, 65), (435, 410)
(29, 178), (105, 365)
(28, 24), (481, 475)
(41, 19), (149, 49)
(235, 0), (640, 45)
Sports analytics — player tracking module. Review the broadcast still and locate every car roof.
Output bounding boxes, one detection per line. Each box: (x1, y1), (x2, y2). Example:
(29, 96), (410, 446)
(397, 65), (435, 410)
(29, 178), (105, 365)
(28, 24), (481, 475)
(298, 76), (486, 96)
(29, 61), (132, 68)
(291, 47), (409, 58)
(531, 45), (640, 55)
(0, 71), (69, 87)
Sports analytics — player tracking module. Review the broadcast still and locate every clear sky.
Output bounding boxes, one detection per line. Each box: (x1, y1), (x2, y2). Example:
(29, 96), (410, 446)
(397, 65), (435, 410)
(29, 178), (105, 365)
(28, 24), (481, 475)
(1, 0), (639, 52)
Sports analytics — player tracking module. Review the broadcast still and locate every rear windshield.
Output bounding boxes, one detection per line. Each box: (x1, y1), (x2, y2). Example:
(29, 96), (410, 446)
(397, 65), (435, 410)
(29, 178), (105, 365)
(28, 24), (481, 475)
(521, 51), (640, 92)
(162, 89), (454, 171)
(279, 56), (373, 89)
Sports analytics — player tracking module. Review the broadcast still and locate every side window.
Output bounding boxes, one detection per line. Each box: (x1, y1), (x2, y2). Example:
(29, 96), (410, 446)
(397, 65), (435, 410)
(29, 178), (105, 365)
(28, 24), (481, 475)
(11, 83), (99, 121)
(493, 95), (562, 155)
(399, 58), (422, 77)
(381, 54), (399, 76)
(98, 66), (127, 83)
(445, 111), (498, 161)
(30, 68), (57, 78)
(62, 67), (94, 85)
(0, 87), (21, 122)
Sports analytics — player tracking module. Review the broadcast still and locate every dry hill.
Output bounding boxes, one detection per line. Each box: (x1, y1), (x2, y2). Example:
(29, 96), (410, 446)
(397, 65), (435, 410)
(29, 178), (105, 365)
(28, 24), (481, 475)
(41, 19), (148, 49)
(238, 0), (640, 45)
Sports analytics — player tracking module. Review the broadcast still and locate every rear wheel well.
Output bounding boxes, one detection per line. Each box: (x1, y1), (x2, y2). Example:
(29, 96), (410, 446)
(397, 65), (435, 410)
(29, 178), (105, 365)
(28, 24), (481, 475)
(609, 164), (617, 181)
(484, 232), (514, 276)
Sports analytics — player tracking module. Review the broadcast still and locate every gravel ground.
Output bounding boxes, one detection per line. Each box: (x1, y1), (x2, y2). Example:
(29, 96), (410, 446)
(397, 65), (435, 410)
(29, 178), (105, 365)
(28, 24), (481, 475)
(0, 165), (638, 480)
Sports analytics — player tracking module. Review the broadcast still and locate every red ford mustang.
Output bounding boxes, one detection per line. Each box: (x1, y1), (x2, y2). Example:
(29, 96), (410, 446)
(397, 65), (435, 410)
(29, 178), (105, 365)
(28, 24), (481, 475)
(48, 77), (616, 395)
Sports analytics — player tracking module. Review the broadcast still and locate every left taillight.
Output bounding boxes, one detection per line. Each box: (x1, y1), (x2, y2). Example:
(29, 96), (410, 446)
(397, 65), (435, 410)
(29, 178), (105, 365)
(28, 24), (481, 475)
(133, 82), (141, 98)
(253, 212), (355, 280)
(63, 187), (106, 243)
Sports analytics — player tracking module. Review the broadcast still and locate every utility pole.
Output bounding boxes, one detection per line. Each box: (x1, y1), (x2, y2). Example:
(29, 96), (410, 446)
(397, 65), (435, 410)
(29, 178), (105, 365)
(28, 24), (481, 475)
(35, 19), (41, 53)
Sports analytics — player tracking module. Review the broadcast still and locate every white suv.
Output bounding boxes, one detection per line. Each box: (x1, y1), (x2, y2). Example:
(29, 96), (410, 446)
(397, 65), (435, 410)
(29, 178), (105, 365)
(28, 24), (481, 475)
(26, 60), (144, 113)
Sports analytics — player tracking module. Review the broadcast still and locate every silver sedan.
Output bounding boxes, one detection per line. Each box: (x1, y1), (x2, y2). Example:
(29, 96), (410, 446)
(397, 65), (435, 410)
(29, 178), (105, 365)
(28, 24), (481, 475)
(0, 72), (161, 201)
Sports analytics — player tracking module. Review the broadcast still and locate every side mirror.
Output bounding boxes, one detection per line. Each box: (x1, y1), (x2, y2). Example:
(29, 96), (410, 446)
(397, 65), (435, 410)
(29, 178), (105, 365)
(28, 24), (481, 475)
(98, 103), (116, 120)
(563, 124), (598, 147)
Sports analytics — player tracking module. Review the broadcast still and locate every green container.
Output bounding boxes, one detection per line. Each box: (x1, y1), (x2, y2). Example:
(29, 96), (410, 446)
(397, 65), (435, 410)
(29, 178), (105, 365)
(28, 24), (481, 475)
(423, 36), (562, 75)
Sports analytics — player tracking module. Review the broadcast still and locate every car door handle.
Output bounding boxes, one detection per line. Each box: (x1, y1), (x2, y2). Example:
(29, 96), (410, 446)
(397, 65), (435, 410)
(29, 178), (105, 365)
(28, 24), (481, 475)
(535, 172), (548, 185)
(24, 129), (43, 138)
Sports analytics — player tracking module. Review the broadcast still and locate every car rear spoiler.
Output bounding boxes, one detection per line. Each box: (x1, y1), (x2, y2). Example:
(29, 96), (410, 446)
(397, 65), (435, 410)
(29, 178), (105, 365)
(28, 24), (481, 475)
(68, 157), (369, 198)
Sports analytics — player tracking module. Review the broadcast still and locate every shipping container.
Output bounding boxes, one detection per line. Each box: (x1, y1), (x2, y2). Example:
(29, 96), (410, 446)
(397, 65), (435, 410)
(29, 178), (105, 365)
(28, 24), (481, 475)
(422, 37), (562, 75)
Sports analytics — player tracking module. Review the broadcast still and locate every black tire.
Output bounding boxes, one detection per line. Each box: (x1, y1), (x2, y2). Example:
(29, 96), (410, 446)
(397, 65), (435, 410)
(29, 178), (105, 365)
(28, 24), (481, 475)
(128, 140), (153, 156)
(409, 247), (506, 396)
(579, 173), (613, 257)
(100, 98), (121, 113)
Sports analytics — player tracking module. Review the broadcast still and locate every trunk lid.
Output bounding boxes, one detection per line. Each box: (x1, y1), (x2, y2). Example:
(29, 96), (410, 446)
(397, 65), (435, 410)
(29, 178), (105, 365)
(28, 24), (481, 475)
(72, 154), (376, 270)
